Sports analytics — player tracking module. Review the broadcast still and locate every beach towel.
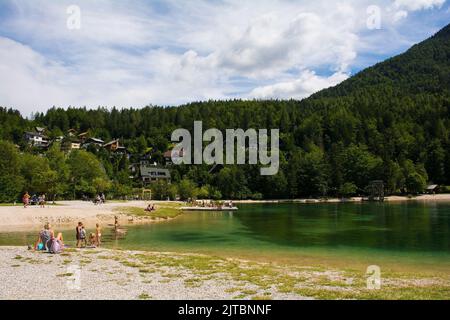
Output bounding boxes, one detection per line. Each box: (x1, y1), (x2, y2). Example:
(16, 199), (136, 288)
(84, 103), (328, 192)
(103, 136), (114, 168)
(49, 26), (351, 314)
(39, 230), (51, 250)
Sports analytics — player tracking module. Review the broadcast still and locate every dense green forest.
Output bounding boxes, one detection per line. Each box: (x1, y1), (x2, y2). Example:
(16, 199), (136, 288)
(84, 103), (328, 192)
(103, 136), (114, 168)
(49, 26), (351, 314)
(0, 24), (449, 202)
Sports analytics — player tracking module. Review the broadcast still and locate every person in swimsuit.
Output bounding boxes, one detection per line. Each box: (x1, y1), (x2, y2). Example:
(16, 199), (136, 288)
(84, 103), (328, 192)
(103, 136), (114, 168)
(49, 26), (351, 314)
(76, 222), (83, 248)
(95, 223), (102, 247)
(23, 192), (30, 208)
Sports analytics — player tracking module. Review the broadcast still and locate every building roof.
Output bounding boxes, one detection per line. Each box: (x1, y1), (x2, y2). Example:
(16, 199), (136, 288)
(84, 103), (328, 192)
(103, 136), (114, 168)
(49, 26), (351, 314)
(140, 165), (171, 178)
(103, 139), (119, 147)
(426, 184), (439, 190)
(87, 137), (104, 144)
(164, 149), (184, 158)
(25, 131), (49, 139)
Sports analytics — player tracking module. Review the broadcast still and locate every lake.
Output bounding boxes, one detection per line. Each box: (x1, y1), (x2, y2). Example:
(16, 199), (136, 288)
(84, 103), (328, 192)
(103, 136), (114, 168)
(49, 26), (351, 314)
(1, 202), (450, 270)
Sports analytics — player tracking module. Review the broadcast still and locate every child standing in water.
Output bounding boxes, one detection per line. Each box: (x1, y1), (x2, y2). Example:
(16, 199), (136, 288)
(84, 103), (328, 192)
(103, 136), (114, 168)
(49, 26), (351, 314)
(80, 226), (87, 247)
(76, 222), (87, 248)
(95, 223), (102, 247)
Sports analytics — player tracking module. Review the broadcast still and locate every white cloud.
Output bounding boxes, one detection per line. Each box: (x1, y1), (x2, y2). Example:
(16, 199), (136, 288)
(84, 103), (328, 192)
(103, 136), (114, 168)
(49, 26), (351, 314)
(249, 71), (349, 100)
(0, 0), (447, 114)
(393, 0), (446, 11)
(393, 10), (409, 22)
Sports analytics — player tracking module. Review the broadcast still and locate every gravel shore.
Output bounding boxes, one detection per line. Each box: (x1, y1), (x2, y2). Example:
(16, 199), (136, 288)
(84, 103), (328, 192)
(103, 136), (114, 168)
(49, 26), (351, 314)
(1, 246), (449, 300)
(0, 246), (306, 300)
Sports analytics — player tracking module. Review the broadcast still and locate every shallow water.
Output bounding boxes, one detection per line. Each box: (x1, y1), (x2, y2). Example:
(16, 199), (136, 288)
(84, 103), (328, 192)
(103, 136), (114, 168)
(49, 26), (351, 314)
(1, 202), (450, 270)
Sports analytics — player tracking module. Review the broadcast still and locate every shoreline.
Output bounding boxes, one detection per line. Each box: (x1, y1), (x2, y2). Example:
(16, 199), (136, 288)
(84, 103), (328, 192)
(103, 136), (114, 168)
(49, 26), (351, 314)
(233, 194), (450, 204)
(0, 246), (448, 300)
(1, 195), (450, 231)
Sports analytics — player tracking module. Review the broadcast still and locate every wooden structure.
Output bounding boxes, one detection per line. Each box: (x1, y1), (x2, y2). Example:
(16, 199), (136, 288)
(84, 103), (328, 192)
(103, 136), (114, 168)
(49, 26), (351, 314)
(141, 189), (152, 200)
(368, 180), (384, 202)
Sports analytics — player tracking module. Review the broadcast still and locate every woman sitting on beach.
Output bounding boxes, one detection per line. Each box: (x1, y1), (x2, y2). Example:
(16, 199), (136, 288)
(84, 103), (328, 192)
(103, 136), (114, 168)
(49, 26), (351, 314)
(34, 223), (64, 253)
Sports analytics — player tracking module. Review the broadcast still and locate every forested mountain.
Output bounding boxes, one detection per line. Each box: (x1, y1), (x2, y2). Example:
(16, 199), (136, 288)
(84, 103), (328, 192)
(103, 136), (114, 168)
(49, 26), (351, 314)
(312, 23), (450, 99)
(0, 24), (449, 201)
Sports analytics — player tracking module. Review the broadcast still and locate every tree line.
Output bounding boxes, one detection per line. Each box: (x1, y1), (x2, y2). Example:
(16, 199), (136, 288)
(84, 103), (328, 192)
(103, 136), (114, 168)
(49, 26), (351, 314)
(0, 24), (449, 202)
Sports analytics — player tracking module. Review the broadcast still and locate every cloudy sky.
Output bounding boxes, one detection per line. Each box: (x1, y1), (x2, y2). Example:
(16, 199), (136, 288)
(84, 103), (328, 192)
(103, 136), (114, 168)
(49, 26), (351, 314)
(0, 0), (449, 115)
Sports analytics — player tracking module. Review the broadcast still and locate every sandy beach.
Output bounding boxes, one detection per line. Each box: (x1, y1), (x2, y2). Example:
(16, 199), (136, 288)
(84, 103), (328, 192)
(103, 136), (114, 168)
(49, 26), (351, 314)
(0, 201), (183, 232)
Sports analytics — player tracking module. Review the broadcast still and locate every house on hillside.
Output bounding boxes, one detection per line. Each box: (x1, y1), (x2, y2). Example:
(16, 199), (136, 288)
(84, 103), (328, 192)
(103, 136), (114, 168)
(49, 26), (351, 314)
(104, 139), (130, 158)
(61, 137), (81, 152)
(164, 148), (185, 165)
(82, 137), (104, 150)
(103, 139), (120, 152)
(139, 160), (171, 185)
(67, 129), (77, 137)
(78, 131), (89, 143)
(35, 127), (46, 134)
(24, 129), (49, 149)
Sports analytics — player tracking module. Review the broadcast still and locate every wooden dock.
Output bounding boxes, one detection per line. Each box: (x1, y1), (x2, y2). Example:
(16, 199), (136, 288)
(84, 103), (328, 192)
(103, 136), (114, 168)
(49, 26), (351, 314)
(181, 206), (239, 212)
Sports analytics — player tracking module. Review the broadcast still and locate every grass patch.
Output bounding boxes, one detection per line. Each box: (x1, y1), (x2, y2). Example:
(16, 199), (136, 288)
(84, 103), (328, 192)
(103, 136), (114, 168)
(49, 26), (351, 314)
(138, 293), (152, 300)
(184, 278), (203, 287)
(57, 273), (74, 277)
(114, 204), (182, 220)
(252, 295), (272, 300)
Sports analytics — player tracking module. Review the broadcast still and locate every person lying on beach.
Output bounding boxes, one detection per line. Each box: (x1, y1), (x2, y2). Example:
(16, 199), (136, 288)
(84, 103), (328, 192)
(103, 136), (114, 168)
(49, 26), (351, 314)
(34, 223), (64, 252)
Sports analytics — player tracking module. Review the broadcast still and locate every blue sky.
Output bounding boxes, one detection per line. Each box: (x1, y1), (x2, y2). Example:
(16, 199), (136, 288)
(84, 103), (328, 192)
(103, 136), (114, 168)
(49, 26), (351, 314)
(0, 0), (448, 115)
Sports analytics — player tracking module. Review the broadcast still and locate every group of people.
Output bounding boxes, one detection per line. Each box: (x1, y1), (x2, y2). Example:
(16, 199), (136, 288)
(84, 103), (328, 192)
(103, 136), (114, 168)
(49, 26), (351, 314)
(144, 203), (157, 212)
(93, 193), (106, 205)
(196, 200), (234, 209)
(22, 192), (46, 208)
(33, 222), (102, 253)
(76, 222), (102, 247)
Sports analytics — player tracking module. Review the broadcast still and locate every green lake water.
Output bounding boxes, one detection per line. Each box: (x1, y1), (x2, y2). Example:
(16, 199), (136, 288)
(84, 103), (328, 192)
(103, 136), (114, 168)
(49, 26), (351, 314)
(1, 202), (450, 269)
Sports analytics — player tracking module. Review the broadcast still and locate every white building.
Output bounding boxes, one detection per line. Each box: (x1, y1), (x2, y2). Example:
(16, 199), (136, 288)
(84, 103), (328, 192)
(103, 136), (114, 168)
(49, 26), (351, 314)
(24, 131), (49, 148)
(139, 161), (171, 184)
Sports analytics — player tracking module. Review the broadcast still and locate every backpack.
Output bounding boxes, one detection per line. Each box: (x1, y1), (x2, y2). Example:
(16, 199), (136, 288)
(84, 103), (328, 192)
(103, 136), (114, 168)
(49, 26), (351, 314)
(39, 230), (51, 251)
(80, 228), (86, 239)
(48, 238), (62, 254)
